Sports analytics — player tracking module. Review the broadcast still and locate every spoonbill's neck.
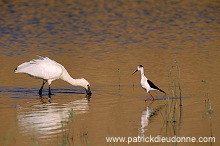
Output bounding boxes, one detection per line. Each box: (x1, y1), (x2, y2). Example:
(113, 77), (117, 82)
(61, 71), (85, 87)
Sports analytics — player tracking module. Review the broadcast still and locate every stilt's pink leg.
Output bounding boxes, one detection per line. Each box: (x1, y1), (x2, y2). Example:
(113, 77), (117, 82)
(148, 92), (155, 100)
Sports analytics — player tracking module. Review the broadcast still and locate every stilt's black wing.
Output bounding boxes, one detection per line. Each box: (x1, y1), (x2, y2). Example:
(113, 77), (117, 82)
(147, 80), (165, 93)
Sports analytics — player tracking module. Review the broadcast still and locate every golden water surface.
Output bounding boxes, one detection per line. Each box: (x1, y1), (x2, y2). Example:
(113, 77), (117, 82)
(0, 0), (219, 145)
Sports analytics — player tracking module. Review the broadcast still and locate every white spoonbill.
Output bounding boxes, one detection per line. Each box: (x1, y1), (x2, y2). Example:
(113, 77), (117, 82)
(132, 65), (165, 100)
(14, 56), (92, 97)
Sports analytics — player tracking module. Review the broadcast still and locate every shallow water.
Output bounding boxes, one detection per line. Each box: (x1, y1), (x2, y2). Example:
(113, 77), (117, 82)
(0, 0), (219, 145)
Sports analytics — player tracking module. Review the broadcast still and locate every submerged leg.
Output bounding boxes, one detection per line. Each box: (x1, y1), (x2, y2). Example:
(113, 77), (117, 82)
(145, 100), (154, 107)
(39, 80), (47, 95)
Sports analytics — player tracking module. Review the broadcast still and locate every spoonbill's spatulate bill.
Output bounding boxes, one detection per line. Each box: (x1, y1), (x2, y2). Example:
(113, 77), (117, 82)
(132, 65), (165, 100)
(15, 55), (92, 97)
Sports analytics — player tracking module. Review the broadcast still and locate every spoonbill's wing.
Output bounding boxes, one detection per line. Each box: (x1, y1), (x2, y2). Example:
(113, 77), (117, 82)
(36, 55), (51, 61)
(15, 57), (63, 80)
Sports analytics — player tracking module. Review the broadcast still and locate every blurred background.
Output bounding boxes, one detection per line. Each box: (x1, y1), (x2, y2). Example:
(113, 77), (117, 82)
(0, 0), (219, 145)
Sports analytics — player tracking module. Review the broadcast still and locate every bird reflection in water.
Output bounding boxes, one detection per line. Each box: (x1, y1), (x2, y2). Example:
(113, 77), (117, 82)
(139, 101), (154, 137)
(17, 95), (91, 139)
(139, 101), (163, 137)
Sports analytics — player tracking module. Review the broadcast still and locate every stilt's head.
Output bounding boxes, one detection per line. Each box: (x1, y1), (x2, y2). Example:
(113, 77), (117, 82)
(132, 65), (144, 75)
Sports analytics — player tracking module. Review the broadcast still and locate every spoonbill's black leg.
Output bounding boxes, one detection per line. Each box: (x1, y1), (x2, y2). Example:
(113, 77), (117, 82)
(48, 85), (52, 98)
(39, 80), (47, 95)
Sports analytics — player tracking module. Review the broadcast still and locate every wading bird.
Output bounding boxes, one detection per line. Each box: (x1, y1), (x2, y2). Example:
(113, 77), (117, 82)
(132, 65), (165, 100)
(15, 56), (92, 97)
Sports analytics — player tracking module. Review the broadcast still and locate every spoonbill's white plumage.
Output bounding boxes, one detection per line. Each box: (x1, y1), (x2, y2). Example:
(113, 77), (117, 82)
(15, 56), (92, 97)
(132, 65), (165, 100)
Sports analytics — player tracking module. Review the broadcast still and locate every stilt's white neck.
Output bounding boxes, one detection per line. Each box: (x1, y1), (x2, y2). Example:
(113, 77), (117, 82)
(140, 68), (147, 80)
(140, 68), (144, 75)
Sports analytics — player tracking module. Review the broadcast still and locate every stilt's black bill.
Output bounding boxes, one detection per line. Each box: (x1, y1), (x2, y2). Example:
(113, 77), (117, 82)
(132, 69), (138, 75)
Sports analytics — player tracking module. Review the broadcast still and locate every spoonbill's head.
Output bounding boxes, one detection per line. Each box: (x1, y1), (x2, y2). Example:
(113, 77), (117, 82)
(81, 78), (92, 95)
(132, 65), (144, 75)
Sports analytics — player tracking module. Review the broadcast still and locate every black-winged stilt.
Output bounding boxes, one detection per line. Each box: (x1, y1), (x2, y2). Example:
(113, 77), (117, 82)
(132, 65), (165, 100)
